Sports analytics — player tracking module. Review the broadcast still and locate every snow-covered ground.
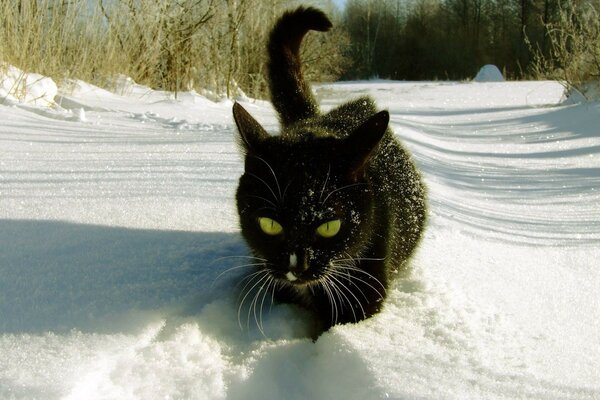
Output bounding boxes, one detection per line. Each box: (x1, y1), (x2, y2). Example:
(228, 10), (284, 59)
(1, 71), (599, 399)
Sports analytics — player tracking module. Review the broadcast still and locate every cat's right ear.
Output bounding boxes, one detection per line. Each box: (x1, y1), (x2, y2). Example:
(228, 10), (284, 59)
(232, 102), (270, 154)
(343, 110), (389, 180)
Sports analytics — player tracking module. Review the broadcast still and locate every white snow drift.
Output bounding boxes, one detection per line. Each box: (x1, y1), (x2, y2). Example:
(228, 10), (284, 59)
(1, 70), (599, 399)
(0, 64), (58, 107)
(474, 64), (505, 82)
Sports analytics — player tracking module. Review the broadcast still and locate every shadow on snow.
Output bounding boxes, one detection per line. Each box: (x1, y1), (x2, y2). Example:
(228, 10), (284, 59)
(0, 219), (246, 334)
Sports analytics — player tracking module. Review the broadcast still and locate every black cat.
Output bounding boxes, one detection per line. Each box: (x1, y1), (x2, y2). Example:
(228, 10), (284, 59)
(232, 7), (426, 334)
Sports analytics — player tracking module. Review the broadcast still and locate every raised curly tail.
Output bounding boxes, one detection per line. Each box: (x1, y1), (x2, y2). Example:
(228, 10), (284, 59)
(267, 7), (332, 127)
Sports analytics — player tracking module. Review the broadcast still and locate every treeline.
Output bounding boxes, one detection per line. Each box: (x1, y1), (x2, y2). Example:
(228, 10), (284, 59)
(340, 0), (600, 81)
(1, 0), (598, 99)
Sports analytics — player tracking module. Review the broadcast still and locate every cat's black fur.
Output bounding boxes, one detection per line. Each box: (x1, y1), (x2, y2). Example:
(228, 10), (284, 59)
(232, 7), (426, 334)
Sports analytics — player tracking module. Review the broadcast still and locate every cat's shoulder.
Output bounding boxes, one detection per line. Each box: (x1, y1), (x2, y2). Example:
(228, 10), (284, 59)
(279, 96), (381, 140)
(319, 96), (379, 136)
(325, 95), (377, 121)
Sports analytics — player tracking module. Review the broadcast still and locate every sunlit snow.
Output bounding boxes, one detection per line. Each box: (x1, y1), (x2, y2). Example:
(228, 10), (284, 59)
(1, 69), (599, 399)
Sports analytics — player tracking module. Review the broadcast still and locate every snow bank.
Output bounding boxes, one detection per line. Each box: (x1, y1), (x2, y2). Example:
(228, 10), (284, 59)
(1, 79), (599, 399)
(564, 81), (600, 103)
(0, 64), (57, 107)
(474, 64), (504, 82)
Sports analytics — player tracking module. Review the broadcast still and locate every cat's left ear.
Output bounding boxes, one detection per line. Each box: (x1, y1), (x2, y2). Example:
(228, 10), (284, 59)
(233, 102), (270, 153)
(344, 110), (389, 180)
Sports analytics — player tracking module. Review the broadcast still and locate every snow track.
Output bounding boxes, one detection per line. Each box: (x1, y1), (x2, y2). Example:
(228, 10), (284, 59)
(1, 78), (599, 399)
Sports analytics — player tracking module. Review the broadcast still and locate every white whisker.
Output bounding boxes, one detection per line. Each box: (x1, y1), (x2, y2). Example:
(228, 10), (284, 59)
(269, 279), (278, 313)
(238, 271), (270, 332)
(235, 269), (268, 294)
(281, 180), (293, 202)
(320, 276), (339, 326)
(335, 257), (385, 262)
(246, 172), (279, 204)
(211, 255), (267, 264)
(327, 274), (358, 322)
(330, 264), (386, 300)
(327, 270), (369, 315)
(252, 156), (282, 202)
(258, 276), (275, 336)
(246, 194), (278, 208)
(319, 164), (331, 202)
(211, 262), (265, 288)
(249, 274), (272, 336)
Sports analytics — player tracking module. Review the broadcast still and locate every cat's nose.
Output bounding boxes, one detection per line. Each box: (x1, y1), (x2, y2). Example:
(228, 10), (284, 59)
(289, 253), (297, 269)
(288, 252), (309, 272)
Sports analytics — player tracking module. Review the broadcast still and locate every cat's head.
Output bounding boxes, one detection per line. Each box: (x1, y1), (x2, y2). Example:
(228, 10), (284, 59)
(232, 103), (388, 286)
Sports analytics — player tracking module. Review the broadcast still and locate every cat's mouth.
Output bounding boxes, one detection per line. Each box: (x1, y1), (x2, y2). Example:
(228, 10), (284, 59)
(275, 269), (324, 285)
(266, 252), (332, 285)
(285, 271), (300, 282)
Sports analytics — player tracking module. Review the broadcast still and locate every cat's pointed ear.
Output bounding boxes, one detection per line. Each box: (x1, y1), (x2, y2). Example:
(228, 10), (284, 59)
(233, 102), (270, 153)
(344, 110), (389, 180)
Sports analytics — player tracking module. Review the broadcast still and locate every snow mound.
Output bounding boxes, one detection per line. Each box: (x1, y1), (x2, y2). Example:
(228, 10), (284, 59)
(0, 64), (57, 107)
(474, 64), (504, 82)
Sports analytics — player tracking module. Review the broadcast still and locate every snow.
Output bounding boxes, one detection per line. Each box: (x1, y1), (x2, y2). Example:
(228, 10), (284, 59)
(474, 64), (505, 82)
(1, 70), (599, 399)
(1, 64), (58, 107)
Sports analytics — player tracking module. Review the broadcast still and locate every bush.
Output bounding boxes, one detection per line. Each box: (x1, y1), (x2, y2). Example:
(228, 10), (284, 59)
(529, 1), (600, 98)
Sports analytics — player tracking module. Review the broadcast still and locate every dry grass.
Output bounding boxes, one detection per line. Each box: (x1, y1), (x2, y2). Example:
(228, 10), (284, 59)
(0, 0), (349, 99)
(0, 1), (122, 88)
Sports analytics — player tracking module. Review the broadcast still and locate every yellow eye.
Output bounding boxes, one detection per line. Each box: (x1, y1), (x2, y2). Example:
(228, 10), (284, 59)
(316, 220), (341, 238)
(258, 217), (283, 236)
